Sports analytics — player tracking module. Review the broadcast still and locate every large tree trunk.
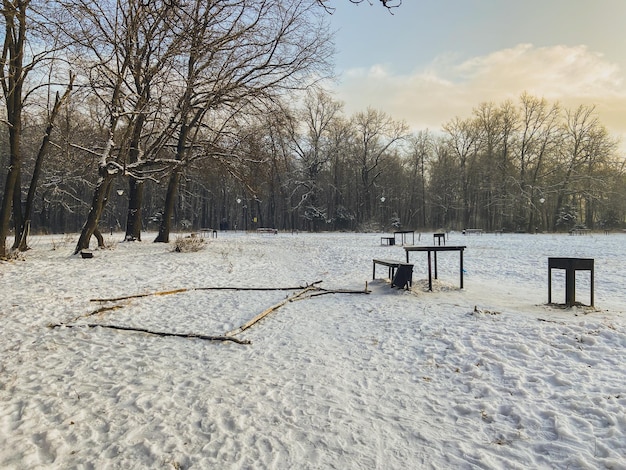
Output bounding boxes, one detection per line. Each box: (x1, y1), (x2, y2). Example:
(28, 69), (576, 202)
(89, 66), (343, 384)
(0, 102), (23, 258)
(74, 172), (114, 254)
(154, 170), (180, 243)
(155, 120), (191, 243)
(0, 3), (26, 258)
(125, 177), (143, 241)
(0, 143), (20, 258)
(123, 105), (146, 241)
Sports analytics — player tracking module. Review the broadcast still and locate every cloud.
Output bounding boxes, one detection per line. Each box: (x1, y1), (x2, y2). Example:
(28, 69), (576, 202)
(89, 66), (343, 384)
(456, 44), (623, 98)
(332, 44), (626, 146)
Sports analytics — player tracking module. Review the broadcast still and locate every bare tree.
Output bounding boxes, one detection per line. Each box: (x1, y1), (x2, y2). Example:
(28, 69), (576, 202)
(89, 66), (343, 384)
(0, 0), (29, 258)
(427, 137), (460, 229)
(350, 107), (408, 223)
(153, 0), (333, 242)
(316, 0), (402, 13)
(551, 105), (617, 230)
(325, 114), (353, 229)
(515, 92), (560, 232)
(120, 2), (184, 242)
(0, 0), (63, 257)
(287, 89), (343, 230)
(57, 0), (192, 253)
(14, 73), (74, 250)
(472, 100), (518, 230)
(405, 130), (432, 227)
(442, 116), (481, 228)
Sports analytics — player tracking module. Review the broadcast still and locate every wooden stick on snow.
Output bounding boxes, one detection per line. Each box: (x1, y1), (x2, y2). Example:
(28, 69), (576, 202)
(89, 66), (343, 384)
(50, 322), (251, 344)
(225, 285), (319, 337)
(90, 281), (324, 303)
(90, 288), (190, 302)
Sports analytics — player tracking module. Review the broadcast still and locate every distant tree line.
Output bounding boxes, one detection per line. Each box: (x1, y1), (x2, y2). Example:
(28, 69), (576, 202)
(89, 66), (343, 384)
(1, 0), (623, 257)
(117, 90), (623, 235)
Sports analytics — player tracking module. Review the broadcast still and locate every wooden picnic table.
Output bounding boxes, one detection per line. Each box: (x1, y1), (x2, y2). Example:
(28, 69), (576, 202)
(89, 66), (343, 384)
(404, 245), (466, 291)
(394, 230), (415, 246)
(548, 257), (594, 306)
(433, 232), (446, 245)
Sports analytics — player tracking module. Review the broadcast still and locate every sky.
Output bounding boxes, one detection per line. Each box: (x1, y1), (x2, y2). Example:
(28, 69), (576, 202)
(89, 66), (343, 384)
(325, 0), (626, 149)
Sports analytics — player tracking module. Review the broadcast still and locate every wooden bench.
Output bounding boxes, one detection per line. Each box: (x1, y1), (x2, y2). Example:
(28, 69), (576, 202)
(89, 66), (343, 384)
(381, 236), (395, 246)
(433, 233), (446, 245)
(372, 259), (413, 289)
(463, 228), (482, 235)
(257, 228), (278, 234)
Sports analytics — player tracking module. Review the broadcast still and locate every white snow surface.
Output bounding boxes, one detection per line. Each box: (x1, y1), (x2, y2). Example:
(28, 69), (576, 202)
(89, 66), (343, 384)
(1, 231), (625, 469)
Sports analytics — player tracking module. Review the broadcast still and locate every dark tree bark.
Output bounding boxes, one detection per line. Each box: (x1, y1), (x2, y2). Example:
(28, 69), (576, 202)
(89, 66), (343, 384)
(154, 169), (181, 243)
(0, 1), (27, 258)
(14, 76), (74, 251)
(123, 80), (149, 242)
(125, 178), (143, 241)
(124, 110), (147, 242)
(74, 170), (114, 254)
(154, 117), (193, 244)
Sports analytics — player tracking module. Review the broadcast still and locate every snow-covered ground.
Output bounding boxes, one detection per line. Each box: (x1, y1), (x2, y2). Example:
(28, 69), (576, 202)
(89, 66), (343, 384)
(1, 231), (624, 469)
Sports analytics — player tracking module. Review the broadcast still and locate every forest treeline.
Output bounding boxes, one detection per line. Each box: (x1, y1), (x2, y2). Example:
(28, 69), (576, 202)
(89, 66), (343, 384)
(1, 1), (624, 257)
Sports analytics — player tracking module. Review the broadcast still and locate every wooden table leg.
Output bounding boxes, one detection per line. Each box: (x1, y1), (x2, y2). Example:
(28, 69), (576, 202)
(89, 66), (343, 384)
(427, 251), (433, 291)
(548, 267), (552, 304)
(460, 249), (464, 289)
(590, 268), (594, 306)
(565, 263), (576, 307)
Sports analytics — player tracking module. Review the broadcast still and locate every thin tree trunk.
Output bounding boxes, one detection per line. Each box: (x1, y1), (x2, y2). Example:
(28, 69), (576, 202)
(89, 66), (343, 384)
(15, 78), (73, 251)
(125, 177), (143, 241)
(0, 3), (25, 258)
(74, 173), (114, 254)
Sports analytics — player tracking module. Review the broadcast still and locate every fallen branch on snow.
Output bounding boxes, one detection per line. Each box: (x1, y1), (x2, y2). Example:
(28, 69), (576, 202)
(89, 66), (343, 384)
(90, 288), (191, 302)
(90, 281), (324, 302)
(225, 285), (319, 337)
(50, 322), (251, 344)
(62, 281), (370, 343)
(225, 283), (370, 337)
